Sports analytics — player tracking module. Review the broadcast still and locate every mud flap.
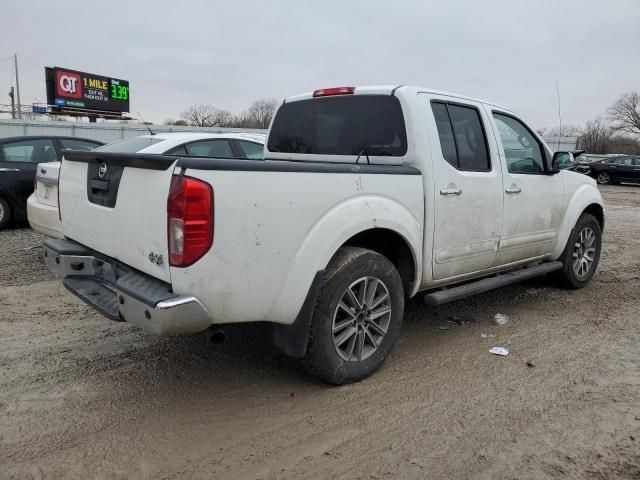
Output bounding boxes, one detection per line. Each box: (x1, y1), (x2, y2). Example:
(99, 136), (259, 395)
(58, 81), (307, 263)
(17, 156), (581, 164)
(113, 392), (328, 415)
(271, 270), (324, 358)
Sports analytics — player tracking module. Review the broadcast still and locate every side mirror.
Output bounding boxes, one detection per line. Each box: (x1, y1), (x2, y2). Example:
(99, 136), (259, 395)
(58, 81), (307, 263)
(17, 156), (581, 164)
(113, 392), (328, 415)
(552, 151), (572, 172)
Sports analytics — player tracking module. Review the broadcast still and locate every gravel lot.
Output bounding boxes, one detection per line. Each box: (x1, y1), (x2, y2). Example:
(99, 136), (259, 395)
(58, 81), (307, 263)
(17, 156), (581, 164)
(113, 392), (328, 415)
(1, 185), (639, 480)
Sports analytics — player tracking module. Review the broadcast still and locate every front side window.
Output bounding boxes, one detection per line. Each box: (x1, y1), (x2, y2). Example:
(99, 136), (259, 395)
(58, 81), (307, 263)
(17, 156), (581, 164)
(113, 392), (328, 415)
(268, 95), (407, 157)
(493, 113), (545, 174)
(2, 139), (58, 163)
(432, 102), (490, 171)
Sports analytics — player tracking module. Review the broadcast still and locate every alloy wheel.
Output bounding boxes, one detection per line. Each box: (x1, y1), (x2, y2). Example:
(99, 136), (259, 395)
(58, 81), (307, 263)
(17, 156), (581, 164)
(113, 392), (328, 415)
(597, 172), (610, 184)
(572, 227), (597, 280)
(331, 276), (392, 362)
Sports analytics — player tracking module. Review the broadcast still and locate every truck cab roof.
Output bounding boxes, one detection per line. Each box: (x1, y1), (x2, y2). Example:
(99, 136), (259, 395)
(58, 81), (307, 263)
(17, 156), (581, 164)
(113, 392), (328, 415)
(284, 85), (513, 113)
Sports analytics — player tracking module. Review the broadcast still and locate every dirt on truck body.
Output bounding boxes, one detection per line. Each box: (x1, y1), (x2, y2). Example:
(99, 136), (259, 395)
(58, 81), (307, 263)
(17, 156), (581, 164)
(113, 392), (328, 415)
(0, 185), (639, 479)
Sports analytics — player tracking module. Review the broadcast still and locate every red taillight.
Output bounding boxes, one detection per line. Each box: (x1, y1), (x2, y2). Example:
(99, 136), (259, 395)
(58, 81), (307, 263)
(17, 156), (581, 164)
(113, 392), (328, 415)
(167, 175), (214, 267)
(312, 86), (355, 97)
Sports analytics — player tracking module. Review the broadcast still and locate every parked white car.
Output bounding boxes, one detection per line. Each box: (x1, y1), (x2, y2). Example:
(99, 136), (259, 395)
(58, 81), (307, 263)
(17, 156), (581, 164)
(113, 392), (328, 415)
(44, 86), (603, 384)
(27, 132), (265, 237)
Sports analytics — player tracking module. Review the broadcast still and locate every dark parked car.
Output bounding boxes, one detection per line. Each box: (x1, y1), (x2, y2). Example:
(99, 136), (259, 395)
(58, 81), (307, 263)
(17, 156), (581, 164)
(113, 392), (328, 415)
(0, 136), (103, 229)
(589, 155), (640, 185)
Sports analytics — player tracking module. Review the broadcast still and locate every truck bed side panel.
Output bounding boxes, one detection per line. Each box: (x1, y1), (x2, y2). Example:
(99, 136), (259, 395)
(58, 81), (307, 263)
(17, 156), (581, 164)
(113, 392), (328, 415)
(170, 168), (424, 325)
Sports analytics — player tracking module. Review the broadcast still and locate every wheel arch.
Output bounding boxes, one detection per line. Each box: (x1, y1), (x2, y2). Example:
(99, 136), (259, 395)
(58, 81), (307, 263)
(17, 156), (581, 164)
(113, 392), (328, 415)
(341, 228), (418, 298)
(552, 184), (605, 259)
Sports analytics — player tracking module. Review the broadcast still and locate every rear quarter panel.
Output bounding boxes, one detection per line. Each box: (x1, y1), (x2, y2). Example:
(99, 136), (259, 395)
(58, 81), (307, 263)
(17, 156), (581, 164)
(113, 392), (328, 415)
(170, 169), (424, 325)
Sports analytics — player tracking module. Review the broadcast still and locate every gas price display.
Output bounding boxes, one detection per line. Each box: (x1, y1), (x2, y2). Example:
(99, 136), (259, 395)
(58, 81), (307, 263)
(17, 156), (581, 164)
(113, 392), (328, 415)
(46, 67), (130, 113)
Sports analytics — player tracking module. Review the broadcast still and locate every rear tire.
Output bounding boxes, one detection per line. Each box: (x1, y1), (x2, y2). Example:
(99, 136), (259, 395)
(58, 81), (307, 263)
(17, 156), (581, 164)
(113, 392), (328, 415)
(554, 213), (602, 289)
(0, 197), (10, 230)
(304, 247), (404, 385)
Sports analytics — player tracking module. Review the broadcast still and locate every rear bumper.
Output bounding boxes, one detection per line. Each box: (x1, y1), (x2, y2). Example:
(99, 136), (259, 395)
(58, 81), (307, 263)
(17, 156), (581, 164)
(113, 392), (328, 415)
(43, 239), (212, 335)
(27, 194), (63, 238)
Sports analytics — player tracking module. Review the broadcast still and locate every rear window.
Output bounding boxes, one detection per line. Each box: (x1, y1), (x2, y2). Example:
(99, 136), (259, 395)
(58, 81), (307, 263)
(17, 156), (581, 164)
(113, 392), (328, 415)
(60, 138), (103, 151)
(94, 136), (164, 153)
(267, 95), (407, 157)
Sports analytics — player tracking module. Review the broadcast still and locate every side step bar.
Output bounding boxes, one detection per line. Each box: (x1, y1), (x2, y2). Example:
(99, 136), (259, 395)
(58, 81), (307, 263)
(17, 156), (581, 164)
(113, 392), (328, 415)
(423, 261), (563, 306)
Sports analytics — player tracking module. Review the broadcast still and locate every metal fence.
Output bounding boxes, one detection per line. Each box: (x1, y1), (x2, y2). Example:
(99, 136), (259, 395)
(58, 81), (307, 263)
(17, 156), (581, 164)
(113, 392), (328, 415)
(541, 136), (578, 152)
(0, 119), (267, 144)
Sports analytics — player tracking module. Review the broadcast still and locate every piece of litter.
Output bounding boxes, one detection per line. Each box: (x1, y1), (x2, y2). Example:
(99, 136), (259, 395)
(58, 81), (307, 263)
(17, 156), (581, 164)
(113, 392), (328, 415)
(527, 360), (536, 368)
(438, 324), (450, 331)
(481, 333), (496, 338)
(493, 313), (509, 326)
(489, 346), (509, 356)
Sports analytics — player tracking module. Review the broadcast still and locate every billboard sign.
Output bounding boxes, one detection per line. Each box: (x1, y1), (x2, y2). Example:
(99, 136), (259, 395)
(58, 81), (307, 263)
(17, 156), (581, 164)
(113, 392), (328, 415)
(45, 67), (130, 113)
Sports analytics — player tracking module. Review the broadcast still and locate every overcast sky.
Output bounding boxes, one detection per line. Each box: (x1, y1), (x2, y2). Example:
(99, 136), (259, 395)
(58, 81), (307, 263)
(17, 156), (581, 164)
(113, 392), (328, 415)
(2, 0), (639, 128)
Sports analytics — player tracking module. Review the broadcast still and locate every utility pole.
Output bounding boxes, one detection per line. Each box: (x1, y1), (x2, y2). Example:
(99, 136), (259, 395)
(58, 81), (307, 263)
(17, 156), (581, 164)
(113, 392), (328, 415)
(9, 86), (15, 119)
(14, 54), (21, 119)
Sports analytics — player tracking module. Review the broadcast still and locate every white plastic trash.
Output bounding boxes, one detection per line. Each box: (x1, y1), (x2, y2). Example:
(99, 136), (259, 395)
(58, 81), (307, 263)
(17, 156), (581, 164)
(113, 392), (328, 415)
(489, 346), (509, 356)
(493, 313), (509, 326)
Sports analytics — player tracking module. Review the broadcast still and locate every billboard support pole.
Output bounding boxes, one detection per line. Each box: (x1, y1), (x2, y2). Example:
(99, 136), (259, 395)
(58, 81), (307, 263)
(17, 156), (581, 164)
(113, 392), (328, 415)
(14, 54), (21, 120)
(8, 86), (15, 119)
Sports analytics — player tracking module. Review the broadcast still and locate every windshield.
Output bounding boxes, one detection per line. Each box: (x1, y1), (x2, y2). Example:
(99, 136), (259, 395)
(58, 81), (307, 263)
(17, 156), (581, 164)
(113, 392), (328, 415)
(267, 95), (407, 157)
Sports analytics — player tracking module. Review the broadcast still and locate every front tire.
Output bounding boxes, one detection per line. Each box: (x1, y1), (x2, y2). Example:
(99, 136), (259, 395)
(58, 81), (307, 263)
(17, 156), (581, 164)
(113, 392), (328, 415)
(304, 247), (404, 385)
(0, 197), (11, 230)
(555, 213), (602, 289)
(596, 172), (611, 184)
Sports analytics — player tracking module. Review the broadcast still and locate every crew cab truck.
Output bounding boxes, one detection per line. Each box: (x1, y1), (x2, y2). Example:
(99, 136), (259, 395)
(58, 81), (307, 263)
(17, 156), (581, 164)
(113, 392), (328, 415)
(44, 86), (604, 384)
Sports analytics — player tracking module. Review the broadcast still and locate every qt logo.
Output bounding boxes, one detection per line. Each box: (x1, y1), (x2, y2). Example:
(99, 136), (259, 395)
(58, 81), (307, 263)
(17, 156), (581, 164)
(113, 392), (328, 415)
(56, 71), (82, 98)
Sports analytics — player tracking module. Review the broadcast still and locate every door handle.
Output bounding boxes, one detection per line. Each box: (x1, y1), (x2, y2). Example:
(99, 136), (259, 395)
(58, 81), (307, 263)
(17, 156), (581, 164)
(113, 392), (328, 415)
(440, 188), (462, 196)
(0, 167), (21, 172)
(505, 186), (522, 194)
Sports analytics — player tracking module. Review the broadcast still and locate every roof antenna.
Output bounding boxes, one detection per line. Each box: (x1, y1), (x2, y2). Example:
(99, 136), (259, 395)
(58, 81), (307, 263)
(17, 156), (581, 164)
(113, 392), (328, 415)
(137, 112), (155, 135)
(555, 81), (562, 151)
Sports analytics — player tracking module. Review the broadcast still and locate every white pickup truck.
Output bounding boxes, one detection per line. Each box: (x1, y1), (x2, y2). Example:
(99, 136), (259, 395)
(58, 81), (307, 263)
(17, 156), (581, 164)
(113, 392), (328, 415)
(44, 85), (604, 384)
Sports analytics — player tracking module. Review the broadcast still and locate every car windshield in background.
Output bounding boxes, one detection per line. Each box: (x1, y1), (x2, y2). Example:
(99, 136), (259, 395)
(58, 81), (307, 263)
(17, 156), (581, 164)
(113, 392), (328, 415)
(268, 95), (407, 156)
(94, 137), (164, 153)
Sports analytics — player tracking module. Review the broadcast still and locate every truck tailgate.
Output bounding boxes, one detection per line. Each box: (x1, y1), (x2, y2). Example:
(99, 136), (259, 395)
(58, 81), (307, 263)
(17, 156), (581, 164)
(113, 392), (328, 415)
(58, 151), (177, 282)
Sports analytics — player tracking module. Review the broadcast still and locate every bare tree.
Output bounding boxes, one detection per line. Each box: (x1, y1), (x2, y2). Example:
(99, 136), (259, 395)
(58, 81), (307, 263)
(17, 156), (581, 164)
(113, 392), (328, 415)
(608, 92), (640, 136)
(578, 117), (610, 153)
(181, 104), (234, 127)
(240, 98), (278, 129)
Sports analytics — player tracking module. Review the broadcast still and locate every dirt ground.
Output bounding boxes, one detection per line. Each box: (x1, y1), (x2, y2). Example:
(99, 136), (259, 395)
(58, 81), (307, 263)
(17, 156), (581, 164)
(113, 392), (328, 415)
(1, 185), (639, 480)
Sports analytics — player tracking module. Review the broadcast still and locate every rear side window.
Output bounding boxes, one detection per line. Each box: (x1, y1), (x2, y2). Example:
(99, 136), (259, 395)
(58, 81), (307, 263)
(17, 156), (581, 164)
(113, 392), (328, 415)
(60, 139), (102, 151)
(268, 95), (407, 157)
(183, 139), (233, 158)
(95, 137), (164, 153)
(432, 102), (490, 171)
(238, 140), (264, 159)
